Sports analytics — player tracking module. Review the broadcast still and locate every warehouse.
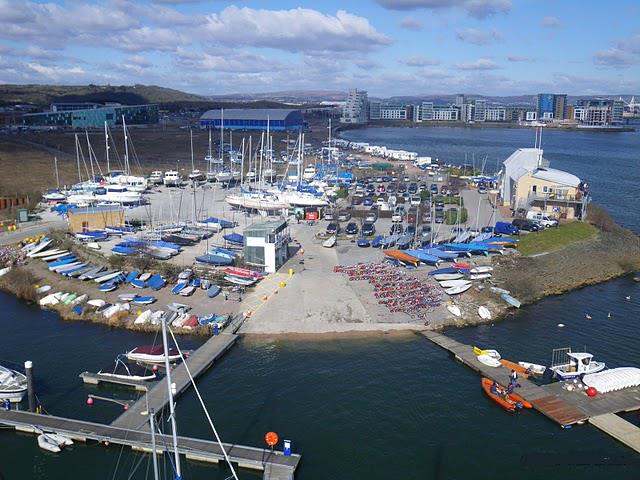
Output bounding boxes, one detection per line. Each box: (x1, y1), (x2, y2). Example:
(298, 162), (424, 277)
(199, 109), (304, 131)
(23, 104), (158, 128)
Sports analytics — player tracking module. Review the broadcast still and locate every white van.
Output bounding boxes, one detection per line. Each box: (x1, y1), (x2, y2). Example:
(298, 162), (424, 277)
(526, 211), (559, 228)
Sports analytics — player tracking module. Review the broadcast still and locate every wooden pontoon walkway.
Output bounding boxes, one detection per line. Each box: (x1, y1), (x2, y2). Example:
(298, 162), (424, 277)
(112, 332), (238, 430)
(0, 410), (300, 477)
(422, 330), (640, 453)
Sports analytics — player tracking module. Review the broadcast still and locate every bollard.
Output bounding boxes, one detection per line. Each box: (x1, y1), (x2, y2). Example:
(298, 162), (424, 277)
(25, 360), (36, 413)
(283, 439), (292, 456)
(213, 324), (219, 336)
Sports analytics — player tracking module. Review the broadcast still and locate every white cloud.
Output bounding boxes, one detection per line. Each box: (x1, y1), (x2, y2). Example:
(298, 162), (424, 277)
(399, 17), (423, 31)
(456, 28), (502, 45)
(507, 55), (535, 63)
(175, 48), (278, 73)
(542, 16), (560, 28)
(454, 58), (500, 70)
(376, 0), (511, 19)
(401, 55), (441, 66)
(200, 6), (391, 53)
(26, 62), (87, 81)
(594, 34), (640, 67)
(111, 27), (190, 52)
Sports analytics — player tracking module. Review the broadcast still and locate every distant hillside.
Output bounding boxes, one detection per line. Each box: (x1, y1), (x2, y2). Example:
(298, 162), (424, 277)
(0, 84), (208, 107)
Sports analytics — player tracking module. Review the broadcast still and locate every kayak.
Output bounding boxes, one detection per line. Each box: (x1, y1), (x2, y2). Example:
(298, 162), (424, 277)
(481, 378), (532, 412)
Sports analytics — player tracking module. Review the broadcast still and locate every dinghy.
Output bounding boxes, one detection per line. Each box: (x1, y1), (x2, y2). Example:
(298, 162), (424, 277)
(470, 266), (493, 274)
(444, 284), (472, 295)
(96, 355), (156, 381)
(433, 273), (463, 281)
(447, 304), (461, 317)
(438, 279), (471, 289)
(470, 273), (492, 280)
(132, 296), (156, 305)
(518, 361), (546, 376)
(37, 434), (61, 453)
(500, 293), (521, 308)
(179, 286), (196, 297)
(207, 285), (221, 298)
(481, 378), (532, 412)
(323, 235), (336, 248)
(134, 309), (153, 325)
(478, 306), (492, 320)
(36, 285), (52, 294)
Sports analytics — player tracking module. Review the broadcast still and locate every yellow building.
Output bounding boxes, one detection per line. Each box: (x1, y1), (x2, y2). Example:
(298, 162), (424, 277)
(67, 206), (125, 233)
(501, 148), (588, 219)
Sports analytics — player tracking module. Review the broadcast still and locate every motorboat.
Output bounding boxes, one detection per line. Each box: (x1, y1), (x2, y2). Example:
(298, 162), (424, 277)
(225, 192), (289, 211)
(550, 351), (606, 380)
(96, 355), (157, 381)
(188, 170), (205, 182)
(149, 171), (164, 185)
(477, 354), (501, 367)
(163, 170), (182, 187)
(215, 170), (233, 183)
(518, 361), (547, 376)
(94, 185), (142, 205)
(126, 345), (182, 364)
(0, 365), (28, 402)
(42, 189), (66, 202)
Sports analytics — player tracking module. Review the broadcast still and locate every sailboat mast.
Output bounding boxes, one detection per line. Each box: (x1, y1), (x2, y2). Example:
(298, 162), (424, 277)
(240, 137), (245, 186)
(75, 134), (81, 183)
(104, 121), (110, 173)
(85, 130), (95, 181)
(161, 316), (182, 477)
(122, 116), (129, 176)
(149, 409), (160, 480)
(54, 157), (60, 189)
(190, 129), (195, 173)
(219, 108), (224, 169)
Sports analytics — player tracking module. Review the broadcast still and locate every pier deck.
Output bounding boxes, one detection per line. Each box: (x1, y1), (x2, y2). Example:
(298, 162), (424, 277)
(79, 371), (151, 391)
(0, 410), (300, 477)
(112, 332), (238, 430)
(422, 330), (640, 453)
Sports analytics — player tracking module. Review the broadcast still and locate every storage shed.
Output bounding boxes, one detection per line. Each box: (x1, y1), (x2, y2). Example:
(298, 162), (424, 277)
(67, 205), (125, 233)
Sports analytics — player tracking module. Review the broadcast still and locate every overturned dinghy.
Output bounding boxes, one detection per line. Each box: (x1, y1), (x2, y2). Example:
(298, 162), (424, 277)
(583, 367), (640, 394)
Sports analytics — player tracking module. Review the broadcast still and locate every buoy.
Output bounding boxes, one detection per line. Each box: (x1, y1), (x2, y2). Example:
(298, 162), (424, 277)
(265, 431), (279, 447)
(152, 365), (159, 373)
(262, 295), (268, 301)
(274, 289), (278, 294)
(86, 396), (94, 406)
(557, 323), (565, 327)
(279, 281), (286, 288)
(586, 386), (597, 397)
(123, 404), (129, 411)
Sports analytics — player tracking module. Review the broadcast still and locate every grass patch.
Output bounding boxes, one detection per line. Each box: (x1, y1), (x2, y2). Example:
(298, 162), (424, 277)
(517, 221), (598, 256)
(444, 208), (468, 225)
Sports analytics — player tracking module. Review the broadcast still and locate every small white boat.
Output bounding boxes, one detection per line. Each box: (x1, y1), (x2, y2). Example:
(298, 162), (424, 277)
(470, 266), (493, 274)
(478, 306), (492, 320)
(439, 279), (471, 289)
(0, 266), (11, 277)
(446, 304), (461, 317)
(134, 309), (152, 325)
(0, 365), (28, 402)
(470, 273), (492, 280)
(179, 286), (196, 296)
(172, 312), (190, 327)
(26, 239), (53, 257)
(500, 293), (521, 308)
(38, 434), (61, 453)
(36, 285), (52, 294)
(518, 361), (547, 375)
(87, 299), (107, 308)
(138, 272), (152, 282)
(433, 273), (463, 281)
(444, 284), (472, 295)
(94, 271), (123, 283)
(39, 292), (63, 306)
(86, 242), (101, 250)
(323, 235), (336, 248)
(126, 345), (182, 364)
(149, 310), (164, 325)
(477, 354), (501, 367)
(30, 248), (65, 259)
(70, 294), (88, 305)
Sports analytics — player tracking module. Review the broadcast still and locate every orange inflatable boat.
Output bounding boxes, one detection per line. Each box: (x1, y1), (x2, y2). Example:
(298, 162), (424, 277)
(481, 377), (533, 412)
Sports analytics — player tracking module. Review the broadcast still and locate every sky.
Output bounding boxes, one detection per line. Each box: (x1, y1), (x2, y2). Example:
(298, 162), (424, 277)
(0, 0), (639, 97)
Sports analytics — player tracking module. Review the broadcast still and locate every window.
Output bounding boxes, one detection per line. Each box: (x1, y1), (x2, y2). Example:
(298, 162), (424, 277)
(532, 185), (537, 193)
(82, 221), (89, 232)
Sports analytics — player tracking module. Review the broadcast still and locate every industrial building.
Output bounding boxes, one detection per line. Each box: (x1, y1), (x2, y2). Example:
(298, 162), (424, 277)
(67, 205), (125, 233)
(243, 220), (291, 273)
(199, 109), (304, 131)
(23, 104), (158, 128)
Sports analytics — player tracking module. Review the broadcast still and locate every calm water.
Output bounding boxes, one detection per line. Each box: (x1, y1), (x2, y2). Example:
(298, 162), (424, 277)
(2, 127), (640, 478)
(341, 126), (640, 232)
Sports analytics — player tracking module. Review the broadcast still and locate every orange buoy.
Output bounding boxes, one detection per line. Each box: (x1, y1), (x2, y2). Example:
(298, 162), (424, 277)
(265, 431), (279, 447)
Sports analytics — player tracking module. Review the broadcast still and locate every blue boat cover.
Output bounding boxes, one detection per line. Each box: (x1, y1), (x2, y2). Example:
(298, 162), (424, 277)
(223, 233), (244, 245)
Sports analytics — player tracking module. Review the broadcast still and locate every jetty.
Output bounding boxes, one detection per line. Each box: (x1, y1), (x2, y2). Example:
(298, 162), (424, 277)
(0, 410), (300, 478)
(422, 331), (640, 453)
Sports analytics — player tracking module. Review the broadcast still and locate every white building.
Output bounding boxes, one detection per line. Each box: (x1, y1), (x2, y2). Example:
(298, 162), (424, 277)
(380, 106), (407, 120)
(433, 107), (459, 121)
(243, 220), (290, 273)
(486, 107), (506, 122)
(340, 89), (369, 124)
(525, 111), (538, 121)
(474, 100), (487, 122)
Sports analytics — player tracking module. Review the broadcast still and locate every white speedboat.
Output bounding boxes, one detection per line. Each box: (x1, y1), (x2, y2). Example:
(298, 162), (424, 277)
(518, 361), (546, 375)
(188, 170), (205, 182)
(38, 434), (62, 453)
(97, 355), (156, 381)
(164, 170), (182, 187)
(550, 351), (606, 380)
(215, 170), (233, 183)
(126, 345), (182, 364)
(0, 365), (28, 402)
(149, 171), (164, 184)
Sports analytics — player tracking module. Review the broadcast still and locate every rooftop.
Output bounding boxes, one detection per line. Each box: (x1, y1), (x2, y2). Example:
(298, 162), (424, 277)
(200, 109), (300, 122)
(67, 205), (124, 215)
(531, 167), (581, 187)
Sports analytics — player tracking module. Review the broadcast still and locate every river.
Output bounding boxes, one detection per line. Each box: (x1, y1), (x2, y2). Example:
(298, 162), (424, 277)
(1, 126), (640, 479)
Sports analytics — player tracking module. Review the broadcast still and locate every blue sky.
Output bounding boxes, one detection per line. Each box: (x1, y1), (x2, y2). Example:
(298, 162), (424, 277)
(0, 0), (638, 96)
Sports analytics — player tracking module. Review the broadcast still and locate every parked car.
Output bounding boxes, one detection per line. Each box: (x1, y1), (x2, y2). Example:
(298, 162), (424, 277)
(421, 224), (432, 237)
(363, 197), (373, 206)
(410, 195), (421, 206)
(526, 210), (559, 227)
(377, 184), (386, 193)
(512, 218), (541, 232)
(495, 221), (519, 235)
(345, 222), (359, 235)
(376, 197), (386, 206)
(365, 211), (378, 223)
(430, 184), (438, 194)
(481, 226), (494, 233)
(403, 175), (410, 182)
(418, 183), (427, 192)
(324, 211), (335, 221)
(392, 208), (404, 222)
(435, 215), (444, 224)
(362, 222), (376, 236)
(408, 183), (418, 194)
(386, 184), (397, 193)
(366, 184), (375, 194)
(326, 223), (340, 234)
(352, 196), (363, 206)
(337, 210), (351, 222)
(398, 183), (407, 193)
(375, 176), (384, 182)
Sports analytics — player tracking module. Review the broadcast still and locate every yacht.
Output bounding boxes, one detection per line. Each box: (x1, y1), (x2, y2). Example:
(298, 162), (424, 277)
(94, 185), (142, 205)
(245, 170), (257, 182)
(276, 190), (328, 207)
(225, 192), (289, 211)
(149, 171), (164, 185)
(215, 170), (233, 183)
(302, 164), (316, 181)
(0, 364), (28, 403)
(188, 170), (205, 182)
(108, 171), (147, 192)
(164, 170), (182, 187)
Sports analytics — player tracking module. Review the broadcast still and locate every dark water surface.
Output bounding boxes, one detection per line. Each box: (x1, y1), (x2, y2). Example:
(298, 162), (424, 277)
(1, 127), (640, 478)
(341, 126), (640, 232)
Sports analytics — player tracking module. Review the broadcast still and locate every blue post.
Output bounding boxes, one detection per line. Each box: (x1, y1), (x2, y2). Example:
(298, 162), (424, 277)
(283, 439), (292, 456)
(4, 399), (10, 411)
(213, 324), (219, 336)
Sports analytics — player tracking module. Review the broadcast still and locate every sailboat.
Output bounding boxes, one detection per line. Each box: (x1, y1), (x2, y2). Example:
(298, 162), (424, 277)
(205, 128), (219, 182)
(215, 109), (233, 183)
(107, 118), (148, 193)
(42, 157), (66, 201)
(187, 129), (205, 182)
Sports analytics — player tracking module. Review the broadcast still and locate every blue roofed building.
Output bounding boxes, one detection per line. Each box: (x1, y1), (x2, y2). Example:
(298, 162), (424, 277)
(199, 109), (304, 131)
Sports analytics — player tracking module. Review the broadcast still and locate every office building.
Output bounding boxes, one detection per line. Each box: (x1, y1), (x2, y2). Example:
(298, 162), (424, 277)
(432, 106), (459, 121)
(23, 104), (159, 128)
(421, 102), (434, 121)
(380, 105), (408, 120)
(537, 93), (567, 120)
(486, 107), (506, 122)
(340, 89), (369, 124)
(574, 98), (624, 126)
(369, 101), (382, 120)
(455, 94), (466, 108)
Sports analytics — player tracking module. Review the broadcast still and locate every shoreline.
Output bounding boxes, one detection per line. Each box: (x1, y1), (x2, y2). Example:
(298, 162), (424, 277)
(335, 122), (637, 134)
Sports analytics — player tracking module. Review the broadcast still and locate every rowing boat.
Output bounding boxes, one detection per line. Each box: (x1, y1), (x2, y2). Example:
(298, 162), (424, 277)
(499, 359), (530, 378)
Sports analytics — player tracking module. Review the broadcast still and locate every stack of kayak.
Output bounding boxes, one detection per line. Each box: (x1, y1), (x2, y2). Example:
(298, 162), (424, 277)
(223, 267), (263, 286)
(429, 264), (495, 295)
